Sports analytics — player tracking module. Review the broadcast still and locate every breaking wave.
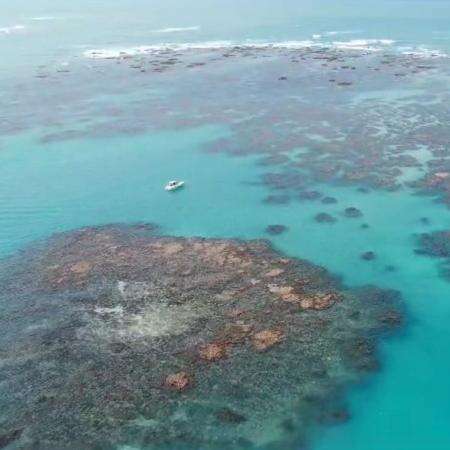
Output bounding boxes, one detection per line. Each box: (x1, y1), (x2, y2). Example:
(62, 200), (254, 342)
(0, 25), (26, 35)
(332, 39), (395, 50)
(399, 46), (448, 58)
(152, 26), (200, 33)
(30, 16), (57, 21)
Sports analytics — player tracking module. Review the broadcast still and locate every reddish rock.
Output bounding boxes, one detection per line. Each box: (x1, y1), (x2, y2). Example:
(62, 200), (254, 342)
(218, 323), (253, 344)
(252, 329), (284, 351)
(199, 343), (229, 362)
(164, 372), (191, 391)
(300, 292), (339, 310)
(225, 308), (247, 319)
(265, 268), (285, 278)
(71, 260), (92, 274)
(268, 284), (294, 296)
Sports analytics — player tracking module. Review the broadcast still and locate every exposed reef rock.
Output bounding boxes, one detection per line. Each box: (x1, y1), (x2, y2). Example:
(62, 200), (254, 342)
(0, 224), (402, 450)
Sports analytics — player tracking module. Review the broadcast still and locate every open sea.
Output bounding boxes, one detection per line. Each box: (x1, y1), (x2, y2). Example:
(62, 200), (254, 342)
(1, 1), (450, 449)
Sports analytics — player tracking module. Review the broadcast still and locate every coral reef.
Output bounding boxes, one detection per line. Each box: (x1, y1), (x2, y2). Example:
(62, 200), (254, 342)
(0, 224), (402, 450)
(4, 44), (450, 206)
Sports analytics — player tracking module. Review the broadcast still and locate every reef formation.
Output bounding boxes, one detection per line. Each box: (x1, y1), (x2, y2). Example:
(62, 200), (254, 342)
(0, 224), (402, 449)
(416, 230), (450, 280)
(4, 44), (449, 208)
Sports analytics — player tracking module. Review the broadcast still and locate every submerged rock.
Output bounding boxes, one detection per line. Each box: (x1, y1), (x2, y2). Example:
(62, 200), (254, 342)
(315, 212), (337, 224)
(321, 196), (338, 204)
(344, 207), (363, 218)
(263, 194), (291, 205)
(298, 190), (322, 201)
(361, 251), (376, 261)
(415, 230), (450, 281)
(215, 408), (247, 424)
(0, 224), (402, 450)
(265, 224), (288, 235)
(0, 429), (23, 449)
(416, 230), (450, 257)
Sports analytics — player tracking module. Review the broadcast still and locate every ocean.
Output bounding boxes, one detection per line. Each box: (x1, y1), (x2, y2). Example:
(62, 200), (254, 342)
(1, 1), (450, 449)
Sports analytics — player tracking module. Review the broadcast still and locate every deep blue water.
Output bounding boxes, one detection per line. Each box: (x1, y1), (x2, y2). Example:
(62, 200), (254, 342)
(1, 1), (450, 449)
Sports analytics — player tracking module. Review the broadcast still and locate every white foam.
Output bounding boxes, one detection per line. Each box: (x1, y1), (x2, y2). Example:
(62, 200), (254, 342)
(401, 46), (448, 59)
(0, 25), (25, 35)
(152, 26), (200, 33)
(30, 16), (56, 21)
(83, 41), (233, 58)
(332, 39), (395, 51)
(324, 30), (362, 36)
(269, 40), (318, 48)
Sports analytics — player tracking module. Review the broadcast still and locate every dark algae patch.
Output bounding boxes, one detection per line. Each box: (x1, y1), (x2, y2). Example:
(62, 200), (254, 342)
(0, 224), (402, 449)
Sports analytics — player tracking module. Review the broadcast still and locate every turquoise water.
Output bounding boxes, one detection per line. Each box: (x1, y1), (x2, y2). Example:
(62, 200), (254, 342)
(2, 1), (450, 449)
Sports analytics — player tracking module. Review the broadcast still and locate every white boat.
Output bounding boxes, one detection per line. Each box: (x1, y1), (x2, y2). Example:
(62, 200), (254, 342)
(165, 180), (185, 191)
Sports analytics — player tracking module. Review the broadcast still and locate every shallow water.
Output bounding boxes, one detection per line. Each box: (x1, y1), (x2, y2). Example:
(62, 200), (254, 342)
(2, 1), (450, 449)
